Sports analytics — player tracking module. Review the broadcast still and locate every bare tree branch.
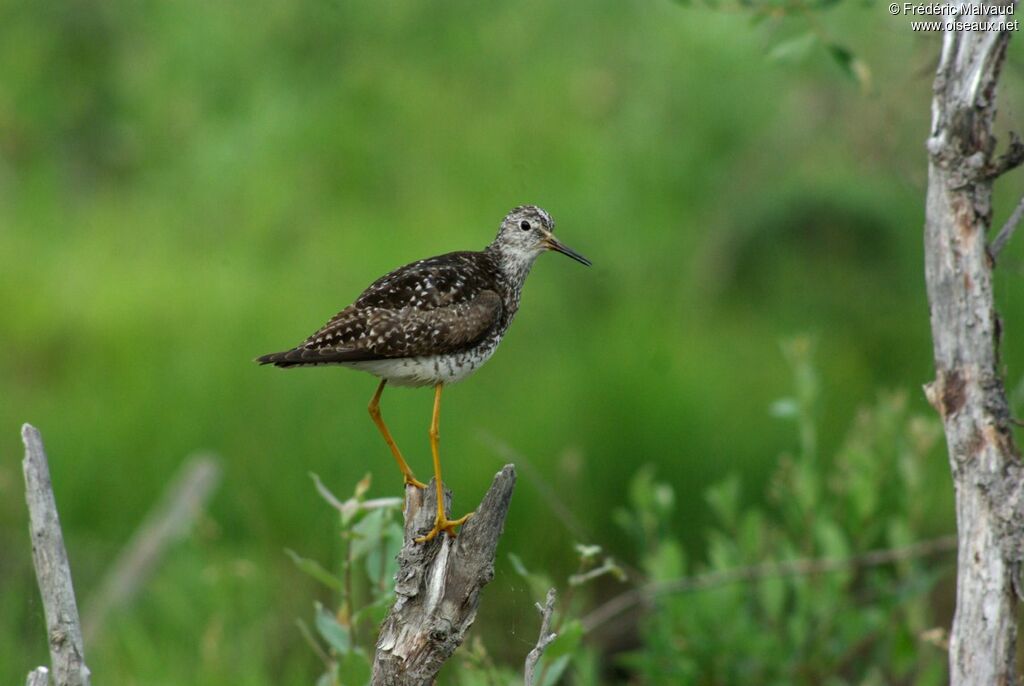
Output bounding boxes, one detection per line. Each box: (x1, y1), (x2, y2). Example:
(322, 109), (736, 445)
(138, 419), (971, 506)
(989, 193), (1024, 258)
(581, 535), (957, 634)
(984, 131), (1024, 179)
(371, 465), (516, 685)
(82, 454), (222, 643)
(22, 424), (91, 686)
(524, 588), (557, 686)
(919, 4), (1023, 681)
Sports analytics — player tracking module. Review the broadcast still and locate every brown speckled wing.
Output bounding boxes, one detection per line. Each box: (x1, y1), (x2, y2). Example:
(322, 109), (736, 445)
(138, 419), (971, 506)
(257, 252), (503, 367)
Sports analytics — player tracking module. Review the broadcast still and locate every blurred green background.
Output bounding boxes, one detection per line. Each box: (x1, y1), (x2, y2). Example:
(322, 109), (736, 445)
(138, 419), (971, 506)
(4, 0), (1024, 682)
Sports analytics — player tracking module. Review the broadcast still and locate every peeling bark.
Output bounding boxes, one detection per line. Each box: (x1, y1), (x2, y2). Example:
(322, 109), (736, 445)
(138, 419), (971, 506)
(371, 466), (515, 685)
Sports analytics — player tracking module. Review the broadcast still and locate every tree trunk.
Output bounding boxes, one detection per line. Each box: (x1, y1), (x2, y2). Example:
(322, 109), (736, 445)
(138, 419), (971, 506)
(922, 4), (1024, 684)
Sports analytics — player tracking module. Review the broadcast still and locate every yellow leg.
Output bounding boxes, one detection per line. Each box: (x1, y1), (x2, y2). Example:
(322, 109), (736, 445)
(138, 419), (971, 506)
(368, 379), (426, 489)
(415, 383), (473, 543)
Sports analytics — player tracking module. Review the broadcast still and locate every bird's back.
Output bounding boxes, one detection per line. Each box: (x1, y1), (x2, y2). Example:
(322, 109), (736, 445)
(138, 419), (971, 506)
(257, 250), (507, 368)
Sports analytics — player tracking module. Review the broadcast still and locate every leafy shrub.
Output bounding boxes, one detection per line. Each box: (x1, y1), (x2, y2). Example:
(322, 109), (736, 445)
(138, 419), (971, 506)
(292, 340), (950, 685)
(619, 340), (949, 685)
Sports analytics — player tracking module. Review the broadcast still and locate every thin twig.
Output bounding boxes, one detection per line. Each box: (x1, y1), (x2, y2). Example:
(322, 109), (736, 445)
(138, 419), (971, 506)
(22, 423), (92, 686)
(524, 588), (558, 686)
(479, 432), (590, 542)
(990, 193), (1024, 258)
(310, 472), (402, 518)
(295, 618), (332, 667)
(580, 534), (957, 633)
(569, 558), (622, 587)
(83, 454), (222, 643)
(985, 131), (1024, 180)
(25, 667), (49, 686)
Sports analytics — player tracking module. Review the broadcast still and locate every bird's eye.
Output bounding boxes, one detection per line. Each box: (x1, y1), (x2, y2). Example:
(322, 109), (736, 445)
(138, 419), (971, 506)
(520, 220), (531, 231)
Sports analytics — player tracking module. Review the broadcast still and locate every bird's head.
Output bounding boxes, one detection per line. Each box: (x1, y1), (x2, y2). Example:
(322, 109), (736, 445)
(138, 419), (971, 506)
(490, 205), (591, 273)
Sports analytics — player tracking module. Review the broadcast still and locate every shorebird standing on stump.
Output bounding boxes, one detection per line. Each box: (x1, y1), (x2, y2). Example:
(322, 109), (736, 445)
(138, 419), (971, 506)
(257, 205), (590, 543)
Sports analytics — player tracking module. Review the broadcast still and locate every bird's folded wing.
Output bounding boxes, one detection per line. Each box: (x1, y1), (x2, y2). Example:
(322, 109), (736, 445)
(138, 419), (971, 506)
(265, 289), (502, 365)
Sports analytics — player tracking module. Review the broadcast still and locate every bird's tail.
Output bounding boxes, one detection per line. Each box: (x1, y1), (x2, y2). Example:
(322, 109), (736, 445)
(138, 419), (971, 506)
(256, 346), (378, 367)
(255, 350), (304, 367)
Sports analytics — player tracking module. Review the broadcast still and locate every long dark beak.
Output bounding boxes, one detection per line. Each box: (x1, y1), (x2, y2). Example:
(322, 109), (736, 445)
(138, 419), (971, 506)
(543, 236), (592, 266)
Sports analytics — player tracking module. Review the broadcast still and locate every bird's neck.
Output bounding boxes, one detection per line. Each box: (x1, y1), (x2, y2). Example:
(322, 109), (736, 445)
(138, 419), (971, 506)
(485, 243), (538, 293)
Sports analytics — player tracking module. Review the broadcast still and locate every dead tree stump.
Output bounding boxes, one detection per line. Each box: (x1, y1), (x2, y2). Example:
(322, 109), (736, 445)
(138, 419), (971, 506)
(372, 465), (516, 685)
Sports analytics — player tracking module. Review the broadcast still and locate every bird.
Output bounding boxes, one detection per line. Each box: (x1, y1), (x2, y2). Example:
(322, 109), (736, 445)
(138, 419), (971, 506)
(257, 205), (590, 543)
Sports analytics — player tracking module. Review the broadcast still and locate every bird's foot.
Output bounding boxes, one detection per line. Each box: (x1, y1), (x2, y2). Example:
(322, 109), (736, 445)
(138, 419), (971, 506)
(404, 474), (428, 489)
(415, 511), (474, 543)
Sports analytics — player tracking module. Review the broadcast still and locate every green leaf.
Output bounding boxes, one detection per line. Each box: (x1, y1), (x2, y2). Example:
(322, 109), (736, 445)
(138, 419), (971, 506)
(791, 458), (819, 512)
(757, 575), (786, 621)
(628, 465), (657, 513)
(643, 540), (685, 582)
(351, 508), (386, 561)
(540, 655), (572, 686)
(365, 520), (403, 583)
(816, 519), (848, 557)
(351, 591), (394, 627)
(705, 475), (741, 528)
(827, 43), (871, 89)
(286, 549), (342, 590)
(338, 650), (371, 686)
(507, 553), (553, 600)
(738, 510), (765, 558)
(767, 33), (818, 64)
(547, 619), (584, 659)
(508, 552), (531, 578)
(315, 602), (351, 654)
(626, 465), (674, 525)
(539, 620), (585, 686)
(886, 518), (912, 549)
(827, 43), (854, 75)
(316, 667), (338, 686)
(707, 531), (737, 572)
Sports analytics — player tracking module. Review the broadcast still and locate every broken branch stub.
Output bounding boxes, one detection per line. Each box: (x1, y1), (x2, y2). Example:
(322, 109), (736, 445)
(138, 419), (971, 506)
(372, 465), (516, 686)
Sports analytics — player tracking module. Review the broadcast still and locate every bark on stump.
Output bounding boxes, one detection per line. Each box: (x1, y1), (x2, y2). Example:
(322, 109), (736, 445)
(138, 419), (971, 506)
(372, 465), (516, 685)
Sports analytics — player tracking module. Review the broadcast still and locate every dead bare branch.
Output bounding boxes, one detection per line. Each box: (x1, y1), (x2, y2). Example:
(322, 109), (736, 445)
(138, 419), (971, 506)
(985, 131), (1024, 179)
(524, 588), (558, 686)
(22, 423), (91, 686)
(82, 453), (222, 643)
(371, 465), (516, 685)
(924, 7), (1024, 683)
(990, 193), (1024, 259)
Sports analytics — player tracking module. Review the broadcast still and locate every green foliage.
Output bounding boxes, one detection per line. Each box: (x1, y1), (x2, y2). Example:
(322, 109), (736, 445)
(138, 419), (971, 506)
(456, 543), (620, 686)
(617, 342), (949, 685)
(451, 342), (950, 685)
(0, 0), (971, 681)
(674, 0), (872, 88)
(290, 475), (403, 686)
